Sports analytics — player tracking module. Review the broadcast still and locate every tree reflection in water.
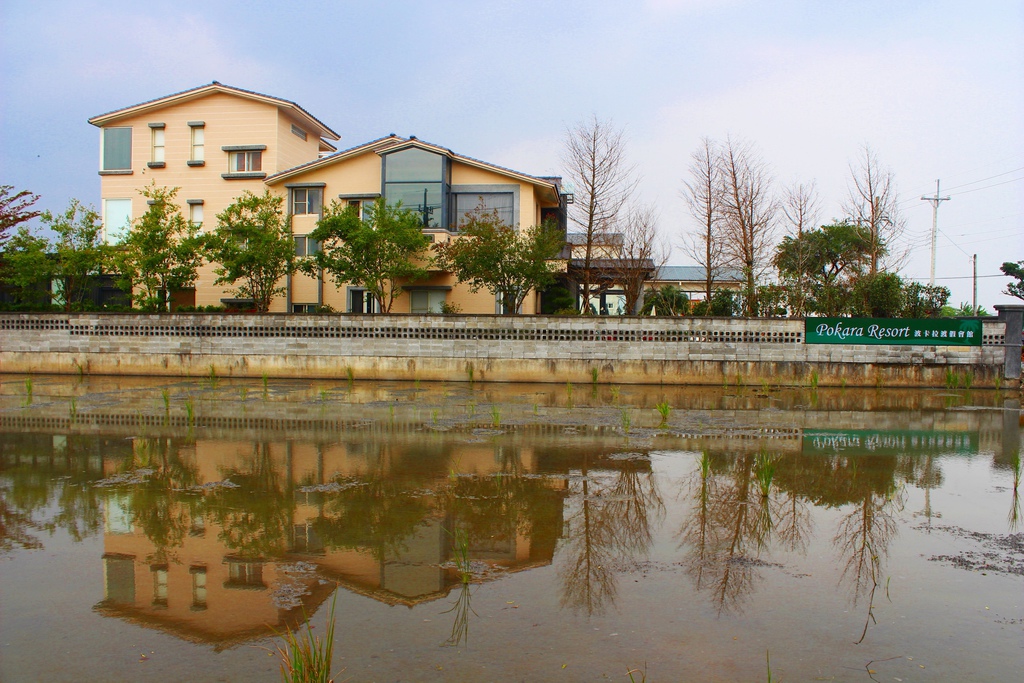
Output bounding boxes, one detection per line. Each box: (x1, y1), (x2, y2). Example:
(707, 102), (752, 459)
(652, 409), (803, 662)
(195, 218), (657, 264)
(558, 453), (664, 615)
(207, 442), (293, 559)
(678, 451), (788, 615)
(116, 437), (202, 565)
(1, 434), (125, 554)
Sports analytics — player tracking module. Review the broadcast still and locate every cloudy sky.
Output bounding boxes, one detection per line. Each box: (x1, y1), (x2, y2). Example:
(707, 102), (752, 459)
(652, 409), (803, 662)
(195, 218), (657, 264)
(2, 0), (1021, 308)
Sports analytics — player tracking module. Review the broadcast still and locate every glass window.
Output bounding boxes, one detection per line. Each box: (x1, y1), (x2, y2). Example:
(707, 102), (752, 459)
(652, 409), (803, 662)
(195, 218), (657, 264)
(191, 567), (207, 610)
(189, 203), (203, 229)
(455, 192), (514, 228)
(347, 199), (372, 220)
(292, 187), (322, 215)
(150, 128), (164, 163)
(103, 198), (132, 244)
(227, 561), (264, 587)
(294, 236), (320, 257)
(385, 183), (443, 228)
(103, 556), (135, 604)
(152, 567), (168, 607)
(230, 150), (261, 172)
(190, 126), (204, 161)
(102, 127), (132, 171)
(383, 148), (447, 228)
(410, 290), (446, 314)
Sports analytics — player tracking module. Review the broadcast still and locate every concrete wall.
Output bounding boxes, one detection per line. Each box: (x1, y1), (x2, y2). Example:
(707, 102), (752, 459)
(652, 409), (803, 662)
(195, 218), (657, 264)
(0, 313), (1007, 387)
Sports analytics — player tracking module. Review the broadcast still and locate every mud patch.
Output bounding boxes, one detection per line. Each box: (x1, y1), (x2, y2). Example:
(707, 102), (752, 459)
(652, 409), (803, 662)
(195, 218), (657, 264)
(921, 524), (1024, 576)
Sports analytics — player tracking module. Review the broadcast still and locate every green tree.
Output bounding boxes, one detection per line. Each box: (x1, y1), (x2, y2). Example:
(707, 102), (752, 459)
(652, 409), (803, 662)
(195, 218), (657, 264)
(114, 185), (205, 311)
(0, 226), (52, 309)
(641, 285), (689, 316)
(691, 289), (737, 316)
(44, 200), (110, 312)
(209, 190), (295, 313)
(853, 272), (904, 317)
(307, 198), (430, 313)
(901, 281), (950, 318)
(0, 185), (41, 246)
(434, 209), (563, 314)
(774, 222), (873, 316)
(1001, 261), (1024, 301)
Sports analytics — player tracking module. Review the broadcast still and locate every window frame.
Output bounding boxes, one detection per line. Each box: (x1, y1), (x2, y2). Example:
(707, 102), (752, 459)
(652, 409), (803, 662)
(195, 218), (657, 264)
(149, 124), (165, 167)
(381, 147), (450, 229)
(230, 150), (262, 173)
(189, 122), (205, 165)
(293, 235), (320, 257)
(102, 198), (132, 244)
(291, 187), (323, 216)
(409, 288), (448, 314)
(221, 144), (267, 179)
(187, 200), (204, 230)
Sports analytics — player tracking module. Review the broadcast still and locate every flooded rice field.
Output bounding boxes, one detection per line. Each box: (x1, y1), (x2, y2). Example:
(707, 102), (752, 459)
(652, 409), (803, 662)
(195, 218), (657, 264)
(1, 375), (1021, 682)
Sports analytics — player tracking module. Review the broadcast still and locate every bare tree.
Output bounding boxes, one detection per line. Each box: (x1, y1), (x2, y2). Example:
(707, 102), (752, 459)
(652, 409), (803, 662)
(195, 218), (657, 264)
(613, 203), (666, 314)
(842, 145), (907, 274)
(717, 137), (777, 317)
(779, 181), (821, 316)
(680, 137), (729, 304)
(562, 116), (639, 312)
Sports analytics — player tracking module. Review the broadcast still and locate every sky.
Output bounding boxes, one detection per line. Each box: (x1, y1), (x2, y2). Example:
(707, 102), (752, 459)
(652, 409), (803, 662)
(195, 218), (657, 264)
(2, 0), (1022, 309)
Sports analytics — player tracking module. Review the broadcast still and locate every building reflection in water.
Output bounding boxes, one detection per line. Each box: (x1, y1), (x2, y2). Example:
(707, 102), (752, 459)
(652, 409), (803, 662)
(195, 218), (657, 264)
(90, 434), (577, 649)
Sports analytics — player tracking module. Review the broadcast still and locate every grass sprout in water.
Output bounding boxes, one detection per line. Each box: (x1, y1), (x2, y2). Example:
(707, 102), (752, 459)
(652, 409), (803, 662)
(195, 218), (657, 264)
(272, 593), (339, 683)
(443, 528), (477, 647)
(755, 450), (775, 497)
(655, 402), (671, 427)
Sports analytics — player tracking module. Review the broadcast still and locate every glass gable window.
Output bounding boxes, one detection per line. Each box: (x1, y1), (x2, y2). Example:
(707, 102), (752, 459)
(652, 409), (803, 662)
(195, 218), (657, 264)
(383, 148), (448, 229)
(455, 192), (515, 228)
(102, 127), (132, 171)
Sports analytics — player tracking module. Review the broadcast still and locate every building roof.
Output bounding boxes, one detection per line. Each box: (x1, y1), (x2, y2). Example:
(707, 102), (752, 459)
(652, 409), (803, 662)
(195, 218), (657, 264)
(87, 81), (341, 141)
(655, 265), (744, 282)
(265, 135), (406, 183)
(566, 232), (623, 247)
(267, 135), (562, 205)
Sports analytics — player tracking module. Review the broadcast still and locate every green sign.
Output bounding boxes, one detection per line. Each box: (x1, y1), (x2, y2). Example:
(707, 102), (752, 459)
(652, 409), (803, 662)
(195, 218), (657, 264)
(805, 317), (982, 346)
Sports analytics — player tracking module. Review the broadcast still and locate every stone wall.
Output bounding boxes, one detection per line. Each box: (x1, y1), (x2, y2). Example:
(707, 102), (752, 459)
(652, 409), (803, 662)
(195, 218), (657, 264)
(0, 313), (1008, 387)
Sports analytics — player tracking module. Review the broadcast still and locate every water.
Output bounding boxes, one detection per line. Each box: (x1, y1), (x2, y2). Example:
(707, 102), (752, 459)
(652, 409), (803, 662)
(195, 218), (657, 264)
(1, 376), (1021, 682)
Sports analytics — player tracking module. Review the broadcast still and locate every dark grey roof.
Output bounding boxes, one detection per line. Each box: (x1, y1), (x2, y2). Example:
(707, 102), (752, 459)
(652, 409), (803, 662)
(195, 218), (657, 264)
(656, 265), (744, 282)
(566, 232), (623, 246)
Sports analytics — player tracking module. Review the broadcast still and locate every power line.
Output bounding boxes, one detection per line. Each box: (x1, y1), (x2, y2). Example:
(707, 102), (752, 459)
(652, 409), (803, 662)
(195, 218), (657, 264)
(942, 166), (1024, 192)
(905, 273), (1005, 281)
(948, 175), (1024, 197)
(898, 164), (1024, 207)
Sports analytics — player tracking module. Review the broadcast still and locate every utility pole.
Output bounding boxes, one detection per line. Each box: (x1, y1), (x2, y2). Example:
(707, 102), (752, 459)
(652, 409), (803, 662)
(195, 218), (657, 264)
(921, 180), (951, 286)
(972, 253), (978, 315)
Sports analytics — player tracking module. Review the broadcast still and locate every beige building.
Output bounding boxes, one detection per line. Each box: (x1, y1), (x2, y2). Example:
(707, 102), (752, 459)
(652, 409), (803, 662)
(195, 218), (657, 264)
(89, 82), (568, 314)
